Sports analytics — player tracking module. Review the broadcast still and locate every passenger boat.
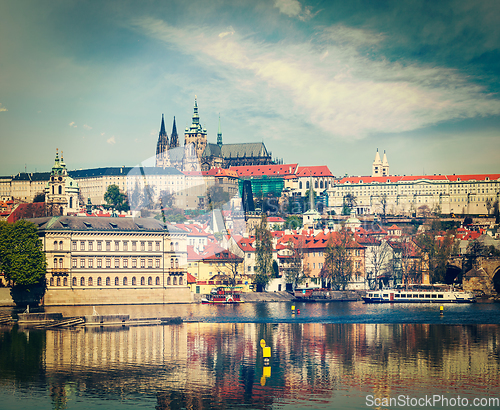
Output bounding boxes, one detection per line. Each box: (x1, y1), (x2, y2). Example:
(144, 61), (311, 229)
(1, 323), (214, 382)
(201, 286), (244, 304)
(362, 285), (476, 303)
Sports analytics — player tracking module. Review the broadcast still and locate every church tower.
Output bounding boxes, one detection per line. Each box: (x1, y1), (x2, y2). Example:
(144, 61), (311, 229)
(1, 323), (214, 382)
(45, 149), (80, 215)
(183, 97), (207, 170)
(372, 149), (383, 177)
(382, 150), (389, 176)
(170, 116), (179, 149)
(217, 114), (223, 148)
(155, 114), (170, 168)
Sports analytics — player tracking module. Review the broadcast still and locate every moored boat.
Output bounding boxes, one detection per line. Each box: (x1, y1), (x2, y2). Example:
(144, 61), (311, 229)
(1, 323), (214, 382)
(362, 284), (476, 303)
(201, 286), (244, 304)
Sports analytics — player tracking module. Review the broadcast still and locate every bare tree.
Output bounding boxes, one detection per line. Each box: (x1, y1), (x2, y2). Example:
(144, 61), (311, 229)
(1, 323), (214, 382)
(365, 239), (391, 290)
(282, 238), (309, 291)
(322, 230), (354, 290)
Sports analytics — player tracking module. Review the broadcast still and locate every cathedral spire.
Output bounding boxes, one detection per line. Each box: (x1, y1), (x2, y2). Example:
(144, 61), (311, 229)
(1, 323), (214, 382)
(217, 113), (222, 148)
(192, 96), (200, 128)
(170, 116), (179, 148)
(159, 113), (167, 138)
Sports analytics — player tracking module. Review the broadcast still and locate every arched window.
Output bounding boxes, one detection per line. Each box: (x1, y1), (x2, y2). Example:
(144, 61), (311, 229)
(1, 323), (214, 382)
(50, 277), (54, 286)
(148, 276), (152, 285)
(69, 197), (73, 208)
(59, 241), (63, 250)
(63, 277), (68, 286)
(299, 182), (302, 189)
(167, 277), (171, 285)
(155, 276), (160, 285)
(59, 258), (63, 268)
(306, 181), (309, 189)
(88, 277), (93, 286)
(115, 277), (119, 286)
(97, 277), (102, 286)
(320, 181), (324, 189)
(315, 181), (318, 188)
(170, 242), (174, 251)
(80, 277), (85, 286)
(72, 277), (77, 286)
(173, 277), (177, 285)
(171, 258), (174, 268)
(54, 241), (58, 250)
(58, 185), (62, 195)
(179, 277), (183, 285)
(175, 258), (179, 268)
(132, 277), (136, 285)
(53, 258), (57, 267)
(141, 276), (145, 285)
(52, 186), (54, 195)
(123, 277), (128, 286)
(175, 242), (179, 251)
(106, 277), (110, 286)
(56, 277), (61, 286)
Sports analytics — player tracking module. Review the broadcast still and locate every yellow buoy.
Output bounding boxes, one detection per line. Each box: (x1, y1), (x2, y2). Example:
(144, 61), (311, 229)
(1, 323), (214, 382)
(291, 305), (295, 311)
(440, 305), (444, 315)
(263, 346), (271, 358)
(260, 339), (266, 349)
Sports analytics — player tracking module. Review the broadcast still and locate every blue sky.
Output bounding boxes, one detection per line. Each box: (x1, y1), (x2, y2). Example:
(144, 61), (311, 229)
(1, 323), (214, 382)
(1, 0), (500, 177)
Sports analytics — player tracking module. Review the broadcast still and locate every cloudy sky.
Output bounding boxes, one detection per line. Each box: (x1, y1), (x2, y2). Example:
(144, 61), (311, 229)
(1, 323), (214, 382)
(1, 0), (500, 177)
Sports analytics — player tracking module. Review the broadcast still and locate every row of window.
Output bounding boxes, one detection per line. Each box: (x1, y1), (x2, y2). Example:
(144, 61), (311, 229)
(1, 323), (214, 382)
(64, 257), (180, 269)
(49, 275), (183, 287)
(53, 240), (181, 252)
(298, 180), (330, 190)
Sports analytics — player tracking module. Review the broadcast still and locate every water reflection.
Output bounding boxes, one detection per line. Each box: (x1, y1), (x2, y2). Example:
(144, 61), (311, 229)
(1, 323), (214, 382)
(1, 322), (499, 409)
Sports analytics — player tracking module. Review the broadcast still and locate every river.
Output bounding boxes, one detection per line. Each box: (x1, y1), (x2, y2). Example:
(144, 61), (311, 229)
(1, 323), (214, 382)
(1, 301), (499, 409)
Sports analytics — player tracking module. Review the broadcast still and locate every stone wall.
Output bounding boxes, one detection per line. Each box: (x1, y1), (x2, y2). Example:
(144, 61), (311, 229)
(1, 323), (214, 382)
(42, 287), (194, 306)
(0, 288), (14, 306)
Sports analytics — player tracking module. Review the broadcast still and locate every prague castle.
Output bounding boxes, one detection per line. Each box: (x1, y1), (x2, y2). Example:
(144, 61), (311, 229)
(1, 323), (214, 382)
(155, 97), (274, 172)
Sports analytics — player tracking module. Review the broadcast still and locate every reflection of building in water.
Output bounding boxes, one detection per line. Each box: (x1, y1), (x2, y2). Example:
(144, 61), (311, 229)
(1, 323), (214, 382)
(27, 323), (500, 408)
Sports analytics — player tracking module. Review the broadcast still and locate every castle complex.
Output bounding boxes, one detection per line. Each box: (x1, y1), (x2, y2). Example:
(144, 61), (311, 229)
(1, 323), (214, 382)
(155, 97), (274, 172)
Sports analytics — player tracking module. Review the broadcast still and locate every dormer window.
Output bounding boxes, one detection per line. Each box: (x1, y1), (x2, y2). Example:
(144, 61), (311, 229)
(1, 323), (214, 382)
(110, 222), (118, 229)
(83, 222), (92, 228)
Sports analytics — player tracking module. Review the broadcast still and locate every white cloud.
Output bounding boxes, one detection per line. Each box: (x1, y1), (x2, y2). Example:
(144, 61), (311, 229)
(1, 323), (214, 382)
(101, 132), (105, 136)
(69, 121), (77, 128)
(274, 0), (314, 21)
(83, 124), (92, 130)
(219, 26), (234, 38)
(0, 103), (7, 112)
(107, 136), (116, 145)
(131, 18), (500, 140)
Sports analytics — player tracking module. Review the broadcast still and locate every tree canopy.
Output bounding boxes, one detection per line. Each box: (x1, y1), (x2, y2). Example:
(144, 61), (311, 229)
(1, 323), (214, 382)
(104, 184), (129, 212)
(0, 220), (47, 305)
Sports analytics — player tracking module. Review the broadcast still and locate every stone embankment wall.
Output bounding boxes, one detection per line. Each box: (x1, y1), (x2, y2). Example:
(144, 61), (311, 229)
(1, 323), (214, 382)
(43, 287), (194, 306)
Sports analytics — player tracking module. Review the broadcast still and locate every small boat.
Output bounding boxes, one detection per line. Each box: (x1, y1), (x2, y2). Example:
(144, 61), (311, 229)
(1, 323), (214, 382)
(362, 284), (476, 303)
(201, 286), (244, 304)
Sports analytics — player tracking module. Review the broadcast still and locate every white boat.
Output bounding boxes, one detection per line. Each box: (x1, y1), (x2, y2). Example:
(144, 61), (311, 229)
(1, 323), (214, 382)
(362, 285), (476, 303)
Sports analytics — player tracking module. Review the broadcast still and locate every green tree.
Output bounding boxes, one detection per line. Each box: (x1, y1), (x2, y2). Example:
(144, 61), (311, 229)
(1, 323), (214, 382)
(285, 215), (302, 230)
(0, 220), (47, 305)
(254, 214), (273, 292)
(322, 230), (354, 290)
(207, 186), (230, 211)
(32, 192), (45, 203)
(342, 194), (357, 215)
(104, 184), (129, 212)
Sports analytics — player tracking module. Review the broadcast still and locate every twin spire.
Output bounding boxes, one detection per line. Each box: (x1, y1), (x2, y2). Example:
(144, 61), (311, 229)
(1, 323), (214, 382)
(372, 148), (389, 177)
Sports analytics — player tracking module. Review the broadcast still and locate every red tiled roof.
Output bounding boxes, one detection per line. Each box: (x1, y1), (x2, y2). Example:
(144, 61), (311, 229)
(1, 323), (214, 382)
(336, 174), (500, 184)
(230, 164), (298, 177)
(186, 272), (197, 283)
(187, 246), (201, 261)
(202, 168), (238, 177)
(296, 166), (333, 177)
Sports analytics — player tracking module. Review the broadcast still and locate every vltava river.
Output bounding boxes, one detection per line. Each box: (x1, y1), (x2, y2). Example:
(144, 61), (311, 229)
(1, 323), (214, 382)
(1, 302), (500, 409)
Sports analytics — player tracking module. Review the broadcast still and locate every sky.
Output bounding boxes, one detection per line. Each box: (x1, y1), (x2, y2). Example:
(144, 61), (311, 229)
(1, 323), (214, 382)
(1, 0), (500, 178)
